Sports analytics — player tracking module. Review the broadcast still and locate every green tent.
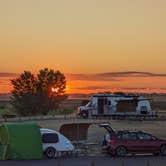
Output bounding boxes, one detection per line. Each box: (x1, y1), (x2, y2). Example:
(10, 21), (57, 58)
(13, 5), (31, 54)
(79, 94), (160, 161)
(0, 122), (43, 160)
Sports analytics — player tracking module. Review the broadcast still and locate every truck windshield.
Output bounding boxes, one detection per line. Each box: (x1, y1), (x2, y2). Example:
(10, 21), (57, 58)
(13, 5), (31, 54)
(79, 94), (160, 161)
(86, 102), (91, 107)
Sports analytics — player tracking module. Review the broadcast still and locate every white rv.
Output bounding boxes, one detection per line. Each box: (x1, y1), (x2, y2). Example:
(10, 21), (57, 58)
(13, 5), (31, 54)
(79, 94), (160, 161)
(78, 93), (156, 118)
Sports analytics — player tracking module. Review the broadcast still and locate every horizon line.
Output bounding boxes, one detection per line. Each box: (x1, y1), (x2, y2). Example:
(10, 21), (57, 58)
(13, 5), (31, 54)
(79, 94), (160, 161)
(1, 71), (166, 78)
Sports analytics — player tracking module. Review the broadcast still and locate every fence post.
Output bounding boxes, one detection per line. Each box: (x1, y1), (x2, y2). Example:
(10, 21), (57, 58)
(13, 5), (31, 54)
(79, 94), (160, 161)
(121, 160), (125, 166)
(90, 161), (95, 166)
(57, 161), (61, 166)
(18, 116), (21, 121)
(146, 160), (150, 166)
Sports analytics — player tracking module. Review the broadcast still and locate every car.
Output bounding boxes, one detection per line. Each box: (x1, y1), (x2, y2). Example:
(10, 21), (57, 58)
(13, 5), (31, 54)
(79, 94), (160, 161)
(100, 124), (166, 157)
(40, 128), (75, 158)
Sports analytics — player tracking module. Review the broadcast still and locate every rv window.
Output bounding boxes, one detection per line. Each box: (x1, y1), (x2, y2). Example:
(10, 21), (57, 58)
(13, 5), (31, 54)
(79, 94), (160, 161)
(140, 106), (148, 114)
(42, 133), (59, 143)
(140, 106), (147, 112)
(104, 99), (108, 105)
(108, 101), (111, 105)
(104, 99), (111, 105)
(86, 102), (92, 107)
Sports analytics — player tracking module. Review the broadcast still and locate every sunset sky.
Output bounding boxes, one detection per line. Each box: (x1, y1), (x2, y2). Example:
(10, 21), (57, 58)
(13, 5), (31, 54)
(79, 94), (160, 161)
(0, 0), (166, 94)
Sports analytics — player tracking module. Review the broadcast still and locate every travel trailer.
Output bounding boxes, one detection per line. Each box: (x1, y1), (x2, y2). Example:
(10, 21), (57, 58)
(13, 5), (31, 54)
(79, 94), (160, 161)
(40, 128), (75, 158)
(77, 93), (156, 118)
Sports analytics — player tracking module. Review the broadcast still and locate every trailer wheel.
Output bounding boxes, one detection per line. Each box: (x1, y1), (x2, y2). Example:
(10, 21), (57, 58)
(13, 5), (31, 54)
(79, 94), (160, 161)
(45, 147), (57, 159)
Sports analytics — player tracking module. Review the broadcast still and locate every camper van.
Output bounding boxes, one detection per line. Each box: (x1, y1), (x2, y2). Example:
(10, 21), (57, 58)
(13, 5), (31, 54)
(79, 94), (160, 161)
(77, 93), (156, 118)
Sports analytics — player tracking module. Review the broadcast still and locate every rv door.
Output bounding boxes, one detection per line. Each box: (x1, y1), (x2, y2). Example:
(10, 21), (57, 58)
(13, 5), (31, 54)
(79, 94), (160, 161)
(98, 97), (104, 115)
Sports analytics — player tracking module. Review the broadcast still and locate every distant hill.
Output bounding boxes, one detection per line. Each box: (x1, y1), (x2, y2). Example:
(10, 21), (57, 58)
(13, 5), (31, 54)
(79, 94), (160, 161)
(0, 93), (11, 101)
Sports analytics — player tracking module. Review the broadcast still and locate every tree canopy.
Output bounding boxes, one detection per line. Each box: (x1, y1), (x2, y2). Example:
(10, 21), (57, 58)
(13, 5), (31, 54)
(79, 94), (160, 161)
(11, 68), (67, 116)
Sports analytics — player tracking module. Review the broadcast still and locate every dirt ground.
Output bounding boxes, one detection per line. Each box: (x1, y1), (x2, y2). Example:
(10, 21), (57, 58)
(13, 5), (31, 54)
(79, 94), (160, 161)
(1, 156), (166, 166)
(37, 119), (166, 144)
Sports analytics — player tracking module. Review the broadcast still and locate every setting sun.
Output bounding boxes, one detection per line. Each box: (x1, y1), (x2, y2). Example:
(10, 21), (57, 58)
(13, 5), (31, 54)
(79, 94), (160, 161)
(51, 87), (59, 93)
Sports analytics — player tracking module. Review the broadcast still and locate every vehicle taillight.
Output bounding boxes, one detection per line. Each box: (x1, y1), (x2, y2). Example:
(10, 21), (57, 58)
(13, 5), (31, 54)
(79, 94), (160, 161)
(110, 139), (116, 144)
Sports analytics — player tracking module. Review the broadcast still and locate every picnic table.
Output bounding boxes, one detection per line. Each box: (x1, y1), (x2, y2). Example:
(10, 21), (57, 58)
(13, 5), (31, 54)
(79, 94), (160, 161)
(73, 142), (99, 156)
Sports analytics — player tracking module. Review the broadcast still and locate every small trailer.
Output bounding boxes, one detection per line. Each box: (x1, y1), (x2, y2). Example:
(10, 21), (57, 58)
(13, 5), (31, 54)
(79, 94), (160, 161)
(77, 93), (156, 118)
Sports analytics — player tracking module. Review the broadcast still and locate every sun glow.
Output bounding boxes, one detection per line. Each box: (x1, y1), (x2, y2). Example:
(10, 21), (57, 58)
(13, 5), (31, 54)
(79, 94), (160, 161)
(51, 87), (59, 93)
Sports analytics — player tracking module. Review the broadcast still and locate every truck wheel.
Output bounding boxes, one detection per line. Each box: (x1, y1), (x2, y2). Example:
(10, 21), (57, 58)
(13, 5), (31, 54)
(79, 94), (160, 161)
(45, 147), (56, 159)
(82, 112), (88, 118)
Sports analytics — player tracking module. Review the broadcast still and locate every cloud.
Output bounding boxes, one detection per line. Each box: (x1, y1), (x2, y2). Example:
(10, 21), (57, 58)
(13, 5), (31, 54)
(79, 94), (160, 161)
(1, 72), (166, 94)
(66, 71), (166, 82)
(97, 71), (166, 77)
(72, 85), (110, 90)
(1, 71), (166, 79)
(66, 74), (121, 82)
(0, 73), (18, 77)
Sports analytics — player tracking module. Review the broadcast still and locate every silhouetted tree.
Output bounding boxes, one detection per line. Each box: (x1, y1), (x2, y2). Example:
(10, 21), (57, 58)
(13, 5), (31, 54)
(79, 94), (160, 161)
(11, 68), (67, 116)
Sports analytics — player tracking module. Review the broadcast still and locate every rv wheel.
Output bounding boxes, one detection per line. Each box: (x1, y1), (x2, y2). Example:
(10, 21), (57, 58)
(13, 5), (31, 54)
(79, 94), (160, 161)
(45, 147), (57, 159)
(82, 112), (88, 118)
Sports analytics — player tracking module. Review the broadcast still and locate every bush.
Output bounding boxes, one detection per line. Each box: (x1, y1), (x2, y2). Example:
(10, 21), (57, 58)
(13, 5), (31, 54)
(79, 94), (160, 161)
(61, 108), (74, 115)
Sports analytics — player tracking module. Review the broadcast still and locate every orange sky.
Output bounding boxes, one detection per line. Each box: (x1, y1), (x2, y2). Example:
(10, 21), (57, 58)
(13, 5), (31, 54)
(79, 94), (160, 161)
(0, 1), (166, 94)
(1, 73), (166, 94)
